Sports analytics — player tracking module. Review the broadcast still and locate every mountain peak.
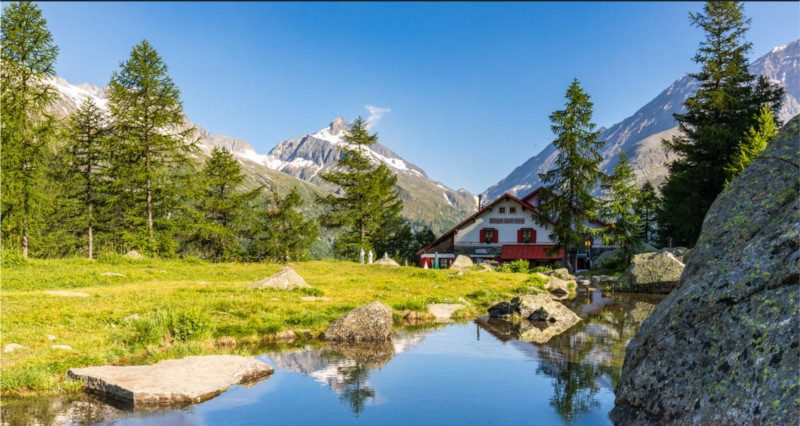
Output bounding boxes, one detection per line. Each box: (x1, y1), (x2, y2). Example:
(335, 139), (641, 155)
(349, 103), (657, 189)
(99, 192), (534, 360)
(330, 117), (349, 135)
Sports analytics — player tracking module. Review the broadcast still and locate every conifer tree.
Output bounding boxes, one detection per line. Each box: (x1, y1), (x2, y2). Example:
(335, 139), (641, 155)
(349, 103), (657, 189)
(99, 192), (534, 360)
(1, 1), (59, 258)
(190, 146), (261, 256)
(63, 98), (110, 259)
(251, 187), (319, 261)
(659, 1), (784, 245)
(724, 106), (777, 185)
(317, 117), (404, 259)
(599, 152), (641, 263)
(633, 181), (658, 244)
(536, 78), (605, 271)
(106, 40), (196, 254)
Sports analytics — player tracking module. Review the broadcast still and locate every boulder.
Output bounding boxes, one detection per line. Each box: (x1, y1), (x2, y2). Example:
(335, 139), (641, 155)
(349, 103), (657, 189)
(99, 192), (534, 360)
(123, 250), (143, 259)
(547, 268), (576, 282)
(3, 343), (26, 353)
(249, 267), (310, 290)
(67, 355), (273, 408)
(544, 276), (574, 296)
(450, 255), (474, 271)
(427, 303), (465, 321)
(610, 119), (800, 425)
(320, 301), (392, 342)
(373, 253), (400, 267)
(613, 251), (685, 293)
(657, 246), (691, 262)
(488, 294), (581, 325)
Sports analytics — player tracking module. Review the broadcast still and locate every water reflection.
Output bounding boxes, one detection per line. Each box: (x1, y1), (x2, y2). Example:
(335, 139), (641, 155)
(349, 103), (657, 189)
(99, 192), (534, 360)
(2, 294), (663, 425)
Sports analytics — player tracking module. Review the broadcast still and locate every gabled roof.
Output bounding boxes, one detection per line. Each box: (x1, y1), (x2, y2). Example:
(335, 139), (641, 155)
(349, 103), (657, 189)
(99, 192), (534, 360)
(416, 191), (552, 255)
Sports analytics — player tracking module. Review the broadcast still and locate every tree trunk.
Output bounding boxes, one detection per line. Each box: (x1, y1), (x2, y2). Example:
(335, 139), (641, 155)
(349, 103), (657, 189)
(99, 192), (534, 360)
(22, 217), (29, 259)
(146, 177), (154, 241)
(88, 204), (93, 260)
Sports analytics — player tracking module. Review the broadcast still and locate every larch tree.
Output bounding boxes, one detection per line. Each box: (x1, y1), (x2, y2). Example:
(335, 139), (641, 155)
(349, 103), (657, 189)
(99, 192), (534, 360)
(658, 1), (784, 245)
(251, 187), (319, 261)
(724, 106), (778, 185)
(535, 78), (605, 271)
(0, 1), (59, 258)
(106, 39), (196, 254)
(599, 152), (641, 264)
(63, 98), (110, 259)
(633, 181), (658, 244)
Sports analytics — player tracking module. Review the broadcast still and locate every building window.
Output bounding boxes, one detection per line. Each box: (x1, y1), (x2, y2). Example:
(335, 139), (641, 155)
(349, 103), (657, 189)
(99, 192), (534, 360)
(521, 229), (533, 243)
(499, 207), (506, 214)
(481, 228), (495, 244)
(509, 207), (517, 214)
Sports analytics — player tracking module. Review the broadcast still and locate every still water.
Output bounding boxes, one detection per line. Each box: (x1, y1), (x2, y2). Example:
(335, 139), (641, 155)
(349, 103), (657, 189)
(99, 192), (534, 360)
(2, 292), (663, 426)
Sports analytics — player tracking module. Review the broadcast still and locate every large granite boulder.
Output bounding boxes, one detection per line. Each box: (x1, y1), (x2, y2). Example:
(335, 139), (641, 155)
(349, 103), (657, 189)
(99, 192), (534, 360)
(613, 251), (685, 293)
(546, 268), (576, 282)
(450, 255), (474, 271)
(610, 119), (800, 425)
(67, 355), (273, 408)
(320, 301), (392, 342)
(249, 267), (310, 290)
(488, 294), (581, 325)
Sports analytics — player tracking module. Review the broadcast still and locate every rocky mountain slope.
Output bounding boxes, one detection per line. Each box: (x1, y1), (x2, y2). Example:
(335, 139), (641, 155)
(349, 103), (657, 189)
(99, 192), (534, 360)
(48, 78), (475, 234)
(483, 40), (800, 202)
(609, 114), (800, 425)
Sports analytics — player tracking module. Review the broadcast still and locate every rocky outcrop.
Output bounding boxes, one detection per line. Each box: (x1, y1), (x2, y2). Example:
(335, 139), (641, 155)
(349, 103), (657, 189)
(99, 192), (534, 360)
(610, 117), (800, 425)
(488, 294), (581, 326)
(450, 255), (474, 271)
(613, 251), (685, 293)
(320, 301), (393, 342)
(546, 268), (576, 282)
(67, 355), (273, 408)
(249, 267), (310, 290)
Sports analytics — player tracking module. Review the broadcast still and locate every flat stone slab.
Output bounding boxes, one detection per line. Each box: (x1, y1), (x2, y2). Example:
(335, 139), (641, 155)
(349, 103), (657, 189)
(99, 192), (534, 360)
(45, 291), (90, 297)
(67, 355), (273, 408)
(427, 304), (465, 320)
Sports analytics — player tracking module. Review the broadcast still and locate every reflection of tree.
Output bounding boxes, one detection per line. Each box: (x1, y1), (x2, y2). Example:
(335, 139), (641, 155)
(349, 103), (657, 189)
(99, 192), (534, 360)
(537, 357), (602, 423)
(337, 363), (375, 416)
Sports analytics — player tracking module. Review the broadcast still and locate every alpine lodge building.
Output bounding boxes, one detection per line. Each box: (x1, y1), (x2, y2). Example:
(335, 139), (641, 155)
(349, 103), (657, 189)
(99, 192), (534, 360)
(416, 187), (613, 271)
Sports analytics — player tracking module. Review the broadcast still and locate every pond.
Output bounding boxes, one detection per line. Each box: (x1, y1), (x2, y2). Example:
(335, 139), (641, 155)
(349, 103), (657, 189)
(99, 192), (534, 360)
(1, 291), (664, 426)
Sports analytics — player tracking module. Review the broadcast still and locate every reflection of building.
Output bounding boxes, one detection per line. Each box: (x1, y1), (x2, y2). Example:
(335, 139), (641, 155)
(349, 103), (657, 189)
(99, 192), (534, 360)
(417, 188), (613, 270)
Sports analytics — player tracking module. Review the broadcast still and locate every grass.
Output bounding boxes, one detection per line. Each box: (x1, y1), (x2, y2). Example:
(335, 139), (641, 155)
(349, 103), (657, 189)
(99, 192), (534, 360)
(1, 257), (535, 396)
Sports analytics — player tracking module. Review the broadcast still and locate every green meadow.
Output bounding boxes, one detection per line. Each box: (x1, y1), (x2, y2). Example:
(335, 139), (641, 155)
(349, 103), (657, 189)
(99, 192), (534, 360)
(0, 256), (539, 396)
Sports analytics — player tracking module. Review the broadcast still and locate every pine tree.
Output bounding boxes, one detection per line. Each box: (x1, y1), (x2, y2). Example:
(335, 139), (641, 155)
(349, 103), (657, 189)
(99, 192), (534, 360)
(599, 152), (641, 263)
(317, 117), (405, 260)
(633, 181), (658, 244)
(536, 78), (605, 271)
(659, 1), (784, 245)
(1, 1), (59, 258)
(190, 146), (261, 256)
(251, 187), (319, 261)
(63, 98), (110, 259)
(724, 106), (777, 184)
(106, 40), (197, 254)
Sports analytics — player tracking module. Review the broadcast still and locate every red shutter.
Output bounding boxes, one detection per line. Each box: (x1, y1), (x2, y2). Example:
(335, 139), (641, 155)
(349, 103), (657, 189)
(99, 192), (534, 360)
(531, 229), (536, 243)
(493, 229), (498, 243)
(517, 229), (523, 243)
(479, 229), (485, 243)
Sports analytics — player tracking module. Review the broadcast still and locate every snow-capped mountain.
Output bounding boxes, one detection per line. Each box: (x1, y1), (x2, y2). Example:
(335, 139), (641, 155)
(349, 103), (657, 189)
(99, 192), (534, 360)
(482, 40), (800, 202)
(47, 77), (476, 233)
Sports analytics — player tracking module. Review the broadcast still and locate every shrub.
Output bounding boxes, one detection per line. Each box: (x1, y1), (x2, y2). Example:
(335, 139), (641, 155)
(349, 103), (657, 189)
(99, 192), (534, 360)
(1, 366), (55, 393)
(96, 252), (124, 265)
(497, 259), (530, 273)
(296, 287), (324, 297)
(0, 248), (27, 268)
(531, 265), (555, 274)
(126, 308), (213, 346)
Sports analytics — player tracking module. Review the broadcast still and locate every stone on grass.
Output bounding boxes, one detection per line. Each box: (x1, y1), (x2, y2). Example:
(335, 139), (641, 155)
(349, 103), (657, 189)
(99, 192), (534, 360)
(124, 314), (141, 322)
(123, 250), (143, 259)
(67, 355), (273, 408)
(46, 334), (57, 340)
(427, 303), (465, 321)
(614, 251), (684, 293)
(3, 343), (27, 353)
(547, 268), (576, 282)
(373, 253), (400, 267)
(45, 291), (90, 297)
(51, 345), (73, 350)
(610, 118), (800, 425)
(249, 267), (310, 290)
(300, 296), (332, 302)
(320, 301), (392, 342)
(449, 255), (474, 271)
(544, 276), (575, 296)
(101, 272), (126, 277)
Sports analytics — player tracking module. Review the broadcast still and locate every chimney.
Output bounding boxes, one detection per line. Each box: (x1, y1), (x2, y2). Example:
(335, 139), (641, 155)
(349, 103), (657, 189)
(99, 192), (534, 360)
(477, 195), (482, 212)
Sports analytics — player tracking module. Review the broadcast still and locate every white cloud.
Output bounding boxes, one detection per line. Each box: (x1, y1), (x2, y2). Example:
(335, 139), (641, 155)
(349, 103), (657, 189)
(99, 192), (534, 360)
(365, 105), (390, 129)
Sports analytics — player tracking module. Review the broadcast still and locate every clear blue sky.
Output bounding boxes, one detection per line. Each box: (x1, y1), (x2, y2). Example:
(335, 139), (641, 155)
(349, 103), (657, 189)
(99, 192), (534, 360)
(29, 1), (800, 193)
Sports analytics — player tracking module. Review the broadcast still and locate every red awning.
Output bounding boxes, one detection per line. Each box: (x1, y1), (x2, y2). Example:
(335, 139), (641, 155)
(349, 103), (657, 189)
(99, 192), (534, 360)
(500, 245), (564, 260)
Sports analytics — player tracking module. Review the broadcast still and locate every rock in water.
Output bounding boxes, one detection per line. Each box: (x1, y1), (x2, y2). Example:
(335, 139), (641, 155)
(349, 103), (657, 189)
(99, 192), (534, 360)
(610, 120), (800, 425)
(613, 251), (685, 293)
(488, 294), (581, 325)
(320, 301), (392, 342)
(67, 355), (273, 408)
(249, 267), (310, 290)
(450, 255), (474, 271)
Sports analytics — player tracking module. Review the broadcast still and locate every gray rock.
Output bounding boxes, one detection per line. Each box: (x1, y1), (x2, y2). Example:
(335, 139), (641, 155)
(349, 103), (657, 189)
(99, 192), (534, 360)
(613, 251), (685, 293)
(45, 291), (90, 297)
(249, 267), (310, 290)
(547, 268), (576, 282)
(320, 301), (392, 342)
(373, 253), (400, 267)
(427, 303), (465, 321)
(101, 272), (126, 277)
(124, 314), (141, 322)
(450, 255), (474, 271)
(123, 250), (143, 259)
(610, 118), (800, 425)
(67, 355), (273, 408)
(489, 294), (581, 325)
(3, 343), (27, 353)
(51, 345), (73, 350)
(46, 334), (57, 340)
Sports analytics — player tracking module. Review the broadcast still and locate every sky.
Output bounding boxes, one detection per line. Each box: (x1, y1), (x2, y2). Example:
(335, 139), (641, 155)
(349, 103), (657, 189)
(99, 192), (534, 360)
(25, 2), (800, 194)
